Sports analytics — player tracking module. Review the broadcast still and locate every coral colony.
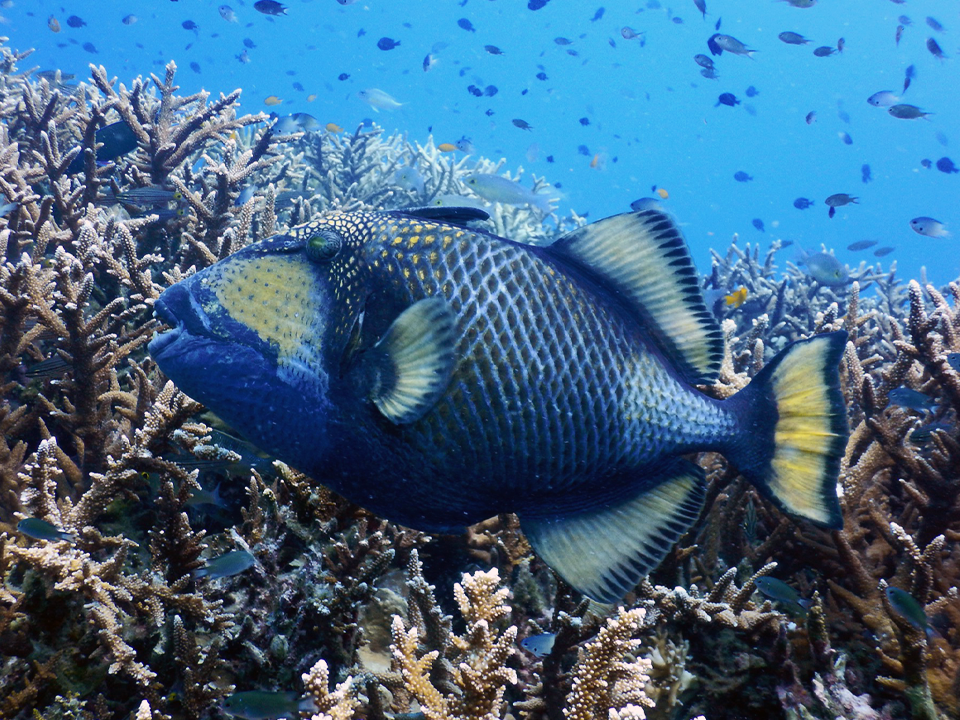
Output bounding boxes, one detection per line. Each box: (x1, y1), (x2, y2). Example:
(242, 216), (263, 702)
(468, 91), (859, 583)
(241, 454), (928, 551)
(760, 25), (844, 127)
(1, 42), (959, 720)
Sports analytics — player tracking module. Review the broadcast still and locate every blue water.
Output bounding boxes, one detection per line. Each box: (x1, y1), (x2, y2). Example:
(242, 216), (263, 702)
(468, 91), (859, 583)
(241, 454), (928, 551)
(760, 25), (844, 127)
(8, 0), (958, 285)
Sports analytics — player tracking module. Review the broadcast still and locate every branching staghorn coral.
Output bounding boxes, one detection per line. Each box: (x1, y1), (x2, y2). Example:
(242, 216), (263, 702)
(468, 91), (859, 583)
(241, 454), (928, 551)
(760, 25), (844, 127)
(389, 557), (518, 720)
(564, 607), (655, 720)
(3, 29), (960, 720)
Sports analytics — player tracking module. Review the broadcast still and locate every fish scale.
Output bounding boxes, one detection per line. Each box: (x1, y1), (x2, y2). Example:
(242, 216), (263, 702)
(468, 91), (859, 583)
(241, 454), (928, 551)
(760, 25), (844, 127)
(351, 213), (728, 512)
(151, 207), (848, 601)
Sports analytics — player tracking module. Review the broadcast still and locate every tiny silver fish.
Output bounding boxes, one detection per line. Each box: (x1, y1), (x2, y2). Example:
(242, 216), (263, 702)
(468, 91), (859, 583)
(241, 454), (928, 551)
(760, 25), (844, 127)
(867, 91), (899, 107)
(714, 34), (755, 57)
(194, 550), (257, 579)
(889, 103), (932, 120)
(910, 217), (948, 238)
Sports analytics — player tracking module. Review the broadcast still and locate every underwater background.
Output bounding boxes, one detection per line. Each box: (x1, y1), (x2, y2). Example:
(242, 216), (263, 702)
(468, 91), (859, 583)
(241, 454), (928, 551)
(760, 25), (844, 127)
(1, 0), (960, 719)
(6, 0), (959, 283)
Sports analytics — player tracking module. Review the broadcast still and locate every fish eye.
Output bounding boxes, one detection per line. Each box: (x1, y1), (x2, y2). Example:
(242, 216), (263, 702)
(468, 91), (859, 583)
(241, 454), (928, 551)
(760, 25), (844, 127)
(306, 229), (343, 262)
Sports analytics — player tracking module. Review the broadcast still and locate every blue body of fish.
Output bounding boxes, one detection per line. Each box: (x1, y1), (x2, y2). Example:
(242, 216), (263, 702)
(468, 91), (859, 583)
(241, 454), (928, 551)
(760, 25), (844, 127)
(150, 208), (847, 601)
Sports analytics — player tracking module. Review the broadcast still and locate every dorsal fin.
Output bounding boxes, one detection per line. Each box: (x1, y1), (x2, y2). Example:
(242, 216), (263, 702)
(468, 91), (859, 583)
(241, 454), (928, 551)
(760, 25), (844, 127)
(548, 209), (723, 385)
(393, 206), (490, 224)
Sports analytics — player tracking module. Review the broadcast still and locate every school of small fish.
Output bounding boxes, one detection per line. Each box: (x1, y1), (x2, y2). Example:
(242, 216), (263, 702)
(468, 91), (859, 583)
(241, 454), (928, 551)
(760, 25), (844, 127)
(26, 0), (954, 276)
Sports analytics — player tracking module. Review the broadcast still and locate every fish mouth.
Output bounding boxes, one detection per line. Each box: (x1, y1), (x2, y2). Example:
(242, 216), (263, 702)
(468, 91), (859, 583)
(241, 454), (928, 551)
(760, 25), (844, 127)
(148, 295), (183, 358)
(149, 283), (211, 359)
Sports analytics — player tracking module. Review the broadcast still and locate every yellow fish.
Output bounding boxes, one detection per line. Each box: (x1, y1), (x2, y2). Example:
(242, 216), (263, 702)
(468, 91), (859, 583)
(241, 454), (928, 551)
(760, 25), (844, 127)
(325, 123), (344, 133)
(264, 96), (283, 106)
(724, 286), (748, 308)
(438, 143), (458, 152)
(307, 94), (318, 102)
(656, 187), (669, 199)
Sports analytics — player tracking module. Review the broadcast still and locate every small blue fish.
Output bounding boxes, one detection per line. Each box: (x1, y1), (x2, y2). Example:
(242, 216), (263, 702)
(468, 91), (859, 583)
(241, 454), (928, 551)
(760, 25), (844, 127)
(799, 250), (848, 286)
(888, 387), (936, 413)
(253, 0), (287, 16)
(936, 157), (958, 174)
(18, 518), (75, 543)
(194, 550), (256, 579)
(716, 92), (739, 107)
(903, 65), (916, 94)
(752, 218), (764, 232)
(67, 120), (138, 174)
(755, 577), (812, 612)
(269, 115), (300, 135)
(910, 421), (953, 443)
(885, 586), (931, 635)
(734, 171), (752, 182)
(745, 85), (759, 97)
(457, 18), (476, 32)
(779, 31), (810, 45)
(222, 691), (312, 720)
(520, 632), (556, 658)
(236, 186), (256, 206)
(0, 201), (18, 216)
(861, 164), (872, 183)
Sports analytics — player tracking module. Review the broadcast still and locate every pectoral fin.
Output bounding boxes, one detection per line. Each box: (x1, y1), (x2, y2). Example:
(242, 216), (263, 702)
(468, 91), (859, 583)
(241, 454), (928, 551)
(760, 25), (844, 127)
(521, 460), (705, 603)
(367, 297), (457, 424)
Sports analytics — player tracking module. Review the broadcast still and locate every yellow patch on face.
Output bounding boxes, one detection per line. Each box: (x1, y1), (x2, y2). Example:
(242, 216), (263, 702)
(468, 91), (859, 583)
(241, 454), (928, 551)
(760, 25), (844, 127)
(212, 255), (316, 357)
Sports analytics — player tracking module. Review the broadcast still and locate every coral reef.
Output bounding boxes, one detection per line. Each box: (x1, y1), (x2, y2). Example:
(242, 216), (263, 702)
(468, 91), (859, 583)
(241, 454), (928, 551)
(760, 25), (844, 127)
(1, 39), (959, 720)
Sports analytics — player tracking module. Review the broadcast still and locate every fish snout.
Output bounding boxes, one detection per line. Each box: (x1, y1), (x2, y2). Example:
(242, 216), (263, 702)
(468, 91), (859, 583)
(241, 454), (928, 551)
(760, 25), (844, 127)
(149, 282), (208, 356)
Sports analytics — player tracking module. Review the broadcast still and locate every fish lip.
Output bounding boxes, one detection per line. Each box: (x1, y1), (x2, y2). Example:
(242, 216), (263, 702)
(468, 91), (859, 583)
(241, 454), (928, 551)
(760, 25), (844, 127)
(148, 325), (181, 357)
(149, 297), (182, 358)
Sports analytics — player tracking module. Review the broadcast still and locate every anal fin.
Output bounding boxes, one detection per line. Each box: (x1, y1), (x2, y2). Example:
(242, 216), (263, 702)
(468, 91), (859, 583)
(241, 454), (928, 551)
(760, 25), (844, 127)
(521, 460), (705, 603)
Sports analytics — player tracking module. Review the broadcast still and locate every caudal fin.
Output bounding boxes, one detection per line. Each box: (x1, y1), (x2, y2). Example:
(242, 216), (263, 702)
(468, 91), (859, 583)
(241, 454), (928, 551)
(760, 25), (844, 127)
(726, 331), (848, 528)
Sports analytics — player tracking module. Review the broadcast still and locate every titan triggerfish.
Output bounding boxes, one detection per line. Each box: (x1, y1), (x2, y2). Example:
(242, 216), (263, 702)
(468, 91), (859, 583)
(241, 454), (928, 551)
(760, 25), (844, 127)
(149, 207), (848, 602)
